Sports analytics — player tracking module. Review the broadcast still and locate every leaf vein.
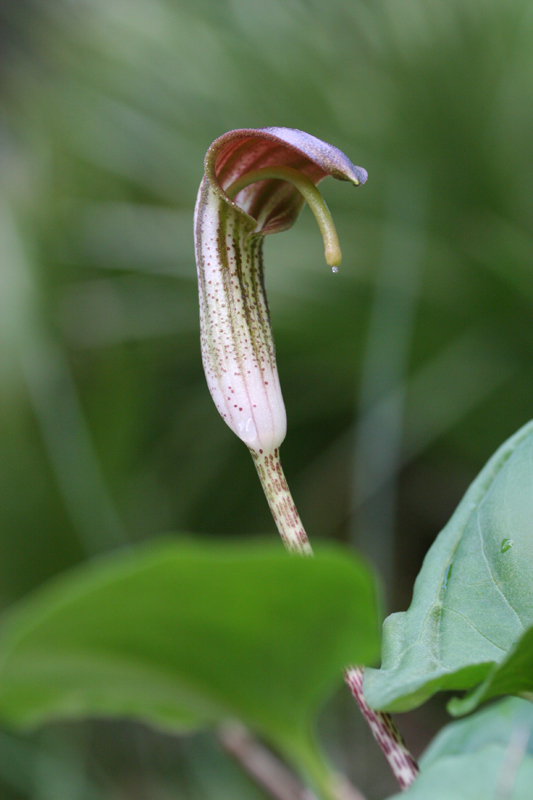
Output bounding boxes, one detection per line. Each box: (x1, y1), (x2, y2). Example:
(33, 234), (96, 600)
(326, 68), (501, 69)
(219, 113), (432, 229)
(476, 512), (524, 629)
(443, 606), (507, 654)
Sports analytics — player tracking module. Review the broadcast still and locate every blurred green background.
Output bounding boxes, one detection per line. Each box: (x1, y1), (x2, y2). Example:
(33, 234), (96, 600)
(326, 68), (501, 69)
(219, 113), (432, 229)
(0, 0), (532, 797)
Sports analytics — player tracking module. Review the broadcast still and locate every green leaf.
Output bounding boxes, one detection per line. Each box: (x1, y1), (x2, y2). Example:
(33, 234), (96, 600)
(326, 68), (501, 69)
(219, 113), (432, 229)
(420, 697), (533, 767)
(392, 748), (533, 800)
(0, 537), (379, 787)
(387, 698), (533, 800)
(364, 421), (533, 713)
(449, 625), (533, 716)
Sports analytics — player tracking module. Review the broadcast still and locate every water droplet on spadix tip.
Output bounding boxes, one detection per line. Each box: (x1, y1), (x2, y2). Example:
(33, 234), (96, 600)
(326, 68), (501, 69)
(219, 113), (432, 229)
(331, 266), (338, 273)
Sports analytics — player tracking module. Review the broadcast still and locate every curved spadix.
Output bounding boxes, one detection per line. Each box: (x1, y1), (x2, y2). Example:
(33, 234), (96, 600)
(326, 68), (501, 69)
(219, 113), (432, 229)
(194, 127), (367, 455)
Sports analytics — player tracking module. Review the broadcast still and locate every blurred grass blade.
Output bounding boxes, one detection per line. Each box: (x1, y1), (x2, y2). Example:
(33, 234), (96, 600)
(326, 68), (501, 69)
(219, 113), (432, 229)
(23, 339), (127, 553)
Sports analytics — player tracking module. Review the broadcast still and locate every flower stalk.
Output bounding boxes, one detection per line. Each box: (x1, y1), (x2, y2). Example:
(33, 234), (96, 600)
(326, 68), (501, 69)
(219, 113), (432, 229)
(250, 447), (312, 556)
(344, 667), (419, 790)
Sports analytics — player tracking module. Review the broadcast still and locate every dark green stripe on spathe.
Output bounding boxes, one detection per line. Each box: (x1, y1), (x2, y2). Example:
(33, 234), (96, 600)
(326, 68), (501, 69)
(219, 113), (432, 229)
(196, 180), (218, 372)
(249, 236), (275, 371)
(231, 211), (275, 380)
(232, 212), (243, 283)
(244, 234), (274, 377)
(216, 190), (253, 387)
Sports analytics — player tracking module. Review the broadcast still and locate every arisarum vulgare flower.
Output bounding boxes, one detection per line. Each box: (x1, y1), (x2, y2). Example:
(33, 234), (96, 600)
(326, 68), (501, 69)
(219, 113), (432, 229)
(195, 130), (420, 789)
(195, 127), (367, 554)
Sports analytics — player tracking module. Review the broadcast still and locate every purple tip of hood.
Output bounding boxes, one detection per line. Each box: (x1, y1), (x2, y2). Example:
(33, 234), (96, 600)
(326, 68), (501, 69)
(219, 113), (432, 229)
(261, 127), (368, 187)
(203, 127), (367, 236)
(205, 127), (368, 189)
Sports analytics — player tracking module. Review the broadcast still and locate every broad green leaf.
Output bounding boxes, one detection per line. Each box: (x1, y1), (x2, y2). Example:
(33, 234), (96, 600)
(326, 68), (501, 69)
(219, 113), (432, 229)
(387, 698), (533, 800)
(421, 697), (533, 767)
(389, 747), (533, 800)
(449, 625), (533, 716)
(0, 537), (379, 784)
(364, 421), (533, 712)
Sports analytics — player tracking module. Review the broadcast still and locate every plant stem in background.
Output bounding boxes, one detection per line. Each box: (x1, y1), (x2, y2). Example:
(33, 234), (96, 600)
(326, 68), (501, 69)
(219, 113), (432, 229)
(219, 723), (320, 800)
(219, 723), (370, 800)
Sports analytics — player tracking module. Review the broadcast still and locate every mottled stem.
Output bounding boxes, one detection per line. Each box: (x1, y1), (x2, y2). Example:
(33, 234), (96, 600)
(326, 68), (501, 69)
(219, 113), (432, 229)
(250, 448), (313, 556)
(344, 667), (419, 791)
(251, 447), (419, 791)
